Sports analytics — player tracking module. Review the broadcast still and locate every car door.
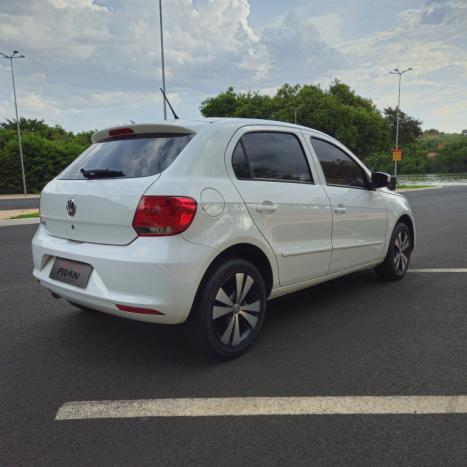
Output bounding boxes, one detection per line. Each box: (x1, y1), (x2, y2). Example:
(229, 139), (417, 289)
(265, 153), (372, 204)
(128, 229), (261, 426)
(307, 136), (388, 274)
(226, 126), (332, 287)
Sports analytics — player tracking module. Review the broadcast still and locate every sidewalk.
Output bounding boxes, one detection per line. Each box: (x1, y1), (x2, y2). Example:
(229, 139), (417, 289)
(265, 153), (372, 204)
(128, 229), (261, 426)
(0, 208), (39, 220)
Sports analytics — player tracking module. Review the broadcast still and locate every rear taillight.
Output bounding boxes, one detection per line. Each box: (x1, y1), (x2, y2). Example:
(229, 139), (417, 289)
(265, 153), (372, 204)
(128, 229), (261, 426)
(132, 196), (197, 236)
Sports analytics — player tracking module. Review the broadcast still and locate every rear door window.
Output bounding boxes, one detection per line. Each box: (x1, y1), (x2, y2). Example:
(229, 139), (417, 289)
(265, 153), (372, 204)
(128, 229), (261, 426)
(240, 132), (313, 183)
(59, 134), (193, 179)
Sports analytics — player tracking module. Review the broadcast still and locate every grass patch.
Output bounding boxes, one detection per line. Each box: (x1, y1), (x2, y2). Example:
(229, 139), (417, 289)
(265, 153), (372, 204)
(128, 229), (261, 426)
(9, 211), (40, 219)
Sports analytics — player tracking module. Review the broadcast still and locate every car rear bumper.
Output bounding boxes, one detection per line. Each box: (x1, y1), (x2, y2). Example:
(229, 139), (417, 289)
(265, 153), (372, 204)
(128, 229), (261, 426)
(32, 226), (214, 324)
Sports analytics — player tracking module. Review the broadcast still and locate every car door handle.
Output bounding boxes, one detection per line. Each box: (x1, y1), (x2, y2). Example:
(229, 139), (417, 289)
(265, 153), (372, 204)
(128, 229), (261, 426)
(256, 202), (277, 213)
(334, 204), (347, 215)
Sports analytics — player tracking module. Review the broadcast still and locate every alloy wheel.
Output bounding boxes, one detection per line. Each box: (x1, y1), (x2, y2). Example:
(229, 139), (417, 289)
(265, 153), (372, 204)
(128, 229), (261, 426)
(393, 230), (411, 274)
(212, 272), (261, 347)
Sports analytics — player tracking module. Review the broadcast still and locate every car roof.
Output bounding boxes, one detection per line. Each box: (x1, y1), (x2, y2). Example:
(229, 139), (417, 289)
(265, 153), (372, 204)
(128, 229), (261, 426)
(92, 118), (332, 144)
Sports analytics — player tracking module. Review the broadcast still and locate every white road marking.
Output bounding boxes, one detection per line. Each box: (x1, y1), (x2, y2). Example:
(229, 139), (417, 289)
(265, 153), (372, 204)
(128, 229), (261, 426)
(55, 396), (467, 420)
(409, 268), (467, 273)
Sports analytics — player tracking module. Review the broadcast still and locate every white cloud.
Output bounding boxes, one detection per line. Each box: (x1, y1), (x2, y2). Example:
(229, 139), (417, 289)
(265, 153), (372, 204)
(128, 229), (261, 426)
(321, 0), (467, 131)
(49, 0), (104, 10)
(307, 14), (343, 44)
(260, 11), (347, 83)
(0, 0), (465, 132)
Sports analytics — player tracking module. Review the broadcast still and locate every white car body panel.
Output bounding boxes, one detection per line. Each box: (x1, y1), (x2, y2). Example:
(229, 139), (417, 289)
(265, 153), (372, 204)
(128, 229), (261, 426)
(40, 176), (159, 245)
(381, 189), (415, 251)
(32, 226), (215, 324)
(303, 130), (389, 272)
(32, 118), (415, 326)
(322, 186), (388, 272)
(225, 125), (332, 286)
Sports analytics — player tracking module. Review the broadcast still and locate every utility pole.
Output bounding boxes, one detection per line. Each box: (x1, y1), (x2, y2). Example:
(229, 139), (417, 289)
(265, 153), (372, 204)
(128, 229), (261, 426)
(158, 0), (167, 120)
(291, 106), (302, 125)
(389, 67), (412, 178)
(1, 50), (27, 194)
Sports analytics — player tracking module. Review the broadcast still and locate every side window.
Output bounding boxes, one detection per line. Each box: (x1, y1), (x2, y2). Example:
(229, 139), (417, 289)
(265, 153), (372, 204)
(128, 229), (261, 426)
(311, 138), (368, 188)
(241, 132), (313, 183)
(232, 141), (251, 179)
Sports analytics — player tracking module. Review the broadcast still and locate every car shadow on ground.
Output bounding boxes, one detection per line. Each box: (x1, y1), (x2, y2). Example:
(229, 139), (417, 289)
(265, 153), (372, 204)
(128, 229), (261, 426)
(23, 267), (425, 401)
(53, 269), (391, 368)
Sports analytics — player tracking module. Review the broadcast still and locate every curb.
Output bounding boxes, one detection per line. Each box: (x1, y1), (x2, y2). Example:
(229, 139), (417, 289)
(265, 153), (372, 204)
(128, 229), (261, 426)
(0, 208), (39, 220)
(0, 194), (40, 200)
(0, 218), (40, 227)
(397, 186), (443, 193)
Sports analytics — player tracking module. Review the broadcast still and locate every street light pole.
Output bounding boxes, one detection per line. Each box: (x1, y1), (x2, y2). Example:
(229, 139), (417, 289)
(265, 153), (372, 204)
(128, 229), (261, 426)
(1, 50), (27, 194)
(291, 106), (302, 125)
(389, 67), (412, 178)
(158, 0), (167, 120)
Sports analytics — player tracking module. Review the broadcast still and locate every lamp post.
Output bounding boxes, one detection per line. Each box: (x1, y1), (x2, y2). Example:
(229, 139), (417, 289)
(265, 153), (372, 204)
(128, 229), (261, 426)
(158, 0), (167, 120)
(291, 105), (302, 125)
(1, 50), (27, 194)
(389, 67), (412, 178)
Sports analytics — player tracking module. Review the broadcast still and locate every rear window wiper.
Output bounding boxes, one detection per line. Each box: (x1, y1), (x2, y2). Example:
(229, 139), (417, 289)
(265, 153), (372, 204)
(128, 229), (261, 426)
(80, 168), (125, 179)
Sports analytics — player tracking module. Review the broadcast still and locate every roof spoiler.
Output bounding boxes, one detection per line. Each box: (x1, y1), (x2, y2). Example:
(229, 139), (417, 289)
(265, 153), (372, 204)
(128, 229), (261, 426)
(92, 123), (196, 143)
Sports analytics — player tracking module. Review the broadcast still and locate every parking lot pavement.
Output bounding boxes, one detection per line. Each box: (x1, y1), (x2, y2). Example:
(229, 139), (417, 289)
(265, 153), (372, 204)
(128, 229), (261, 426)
(1, 187), (467, 466)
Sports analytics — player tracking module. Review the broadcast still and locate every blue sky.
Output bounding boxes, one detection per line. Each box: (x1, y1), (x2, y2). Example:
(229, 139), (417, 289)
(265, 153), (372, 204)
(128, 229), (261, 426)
(0, 0), (466, 133)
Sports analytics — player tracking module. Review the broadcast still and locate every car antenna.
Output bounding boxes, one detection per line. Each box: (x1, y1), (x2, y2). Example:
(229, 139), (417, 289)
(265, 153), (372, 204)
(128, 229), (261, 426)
(160, 88), (179, 120)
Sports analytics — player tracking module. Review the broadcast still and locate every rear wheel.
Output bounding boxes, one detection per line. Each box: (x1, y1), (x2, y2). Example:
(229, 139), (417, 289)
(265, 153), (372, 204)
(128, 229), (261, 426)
(375, 222), (412, 281)
(191, 258), (267, 358)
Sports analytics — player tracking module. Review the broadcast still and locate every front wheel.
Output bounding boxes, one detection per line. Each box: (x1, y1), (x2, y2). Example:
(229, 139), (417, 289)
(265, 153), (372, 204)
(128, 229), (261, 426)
(191, 258), (267, 358)
(375, 222), (412, 281)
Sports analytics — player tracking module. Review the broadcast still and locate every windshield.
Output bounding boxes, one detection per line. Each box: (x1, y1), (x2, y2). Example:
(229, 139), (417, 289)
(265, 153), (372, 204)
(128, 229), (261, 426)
(59, 133), (194, 179)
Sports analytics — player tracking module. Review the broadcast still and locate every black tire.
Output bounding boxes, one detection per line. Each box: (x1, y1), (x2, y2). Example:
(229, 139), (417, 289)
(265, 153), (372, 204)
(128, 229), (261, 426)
(190, 258), (267, 358)
(67, 300), (95, 312)
(375, 222), (412, 281)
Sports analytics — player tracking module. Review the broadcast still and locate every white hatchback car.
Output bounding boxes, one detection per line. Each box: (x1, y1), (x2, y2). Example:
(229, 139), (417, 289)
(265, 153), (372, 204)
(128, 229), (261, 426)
(33, 118), (415, 357)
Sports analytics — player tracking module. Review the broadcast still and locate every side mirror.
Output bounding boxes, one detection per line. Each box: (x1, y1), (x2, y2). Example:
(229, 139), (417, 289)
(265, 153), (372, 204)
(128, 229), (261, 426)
(371, 172), (391, 189)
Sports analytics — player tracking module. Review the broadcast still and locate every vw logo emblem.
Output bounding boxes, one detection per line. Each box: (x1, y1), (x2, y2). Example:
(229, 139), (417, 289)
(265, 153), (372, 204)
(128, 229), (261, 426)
(66, 199), (77, 217)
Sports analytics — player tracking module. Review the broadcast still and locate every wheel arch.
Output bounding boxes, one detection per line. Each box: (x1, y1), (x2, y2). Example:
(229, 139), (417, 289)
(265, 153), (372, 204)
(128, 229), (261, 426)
(397, 213), (415, 249)
(206, 243), (273, 295)
(187, 242), (275, 323)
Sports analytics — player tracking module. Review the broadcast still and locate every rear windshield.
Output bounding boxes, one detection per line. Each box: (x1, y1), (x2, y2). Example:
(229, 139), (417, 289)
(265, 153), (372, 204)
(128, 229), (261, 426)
(59, 133), (194, 179)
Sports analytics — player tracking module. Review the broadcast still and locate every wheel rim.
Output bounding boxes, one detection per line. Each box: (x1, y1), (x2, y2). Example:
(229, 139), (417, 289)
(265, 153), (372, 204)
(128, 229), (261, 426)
(212, 272), (261, 347)
(393, 231), (411, 274)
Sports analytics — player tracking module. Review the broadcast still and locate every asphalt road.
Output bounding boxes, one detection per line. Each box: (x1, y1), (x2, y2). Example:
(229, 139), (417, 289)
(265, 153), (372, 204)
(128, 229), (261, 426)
(0, 197), (40, 210)
(1, 187), (466, 466)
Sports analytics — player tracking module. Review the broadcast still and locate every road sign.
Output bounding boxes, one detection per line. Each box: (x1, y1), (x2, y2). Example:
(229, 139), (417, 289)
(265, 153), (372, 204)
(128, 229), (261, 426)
(392, 148), (402, 161)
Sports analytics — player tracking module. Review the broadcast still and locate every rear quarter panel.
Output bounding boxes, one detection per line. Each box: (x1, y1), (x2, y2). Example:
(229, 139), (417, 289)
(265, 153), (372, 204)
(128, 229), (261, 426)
(142, 123), (281, 290)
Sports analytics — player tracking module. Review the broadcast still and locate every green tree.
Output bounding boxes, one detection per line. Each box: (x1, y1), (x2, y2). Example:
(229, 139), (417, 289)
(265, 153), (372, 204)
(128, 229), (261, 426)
(0, 119), (91, 193)
(201, 81), (392, 159)
(431, 139), (467, 173)
(200, 87), (274, 120)
(384, 107), (423, 146)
